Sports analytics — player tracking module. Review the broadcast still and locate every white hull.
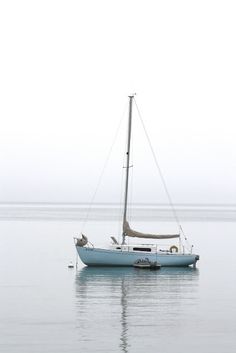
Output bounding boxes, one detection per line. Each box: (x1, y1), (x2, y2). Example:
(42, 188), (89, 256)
(76, 246), (199, 267)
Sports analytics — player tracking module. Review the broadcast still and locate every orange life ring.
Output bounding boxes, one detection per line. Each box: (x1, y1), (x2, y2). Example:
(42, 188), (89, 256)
(170, 245), (178, 253)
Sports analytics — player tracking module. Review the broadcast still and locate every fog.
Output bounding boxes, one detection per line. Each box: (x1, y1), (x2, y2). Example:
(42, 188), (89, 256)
(1, 0), (236, 204)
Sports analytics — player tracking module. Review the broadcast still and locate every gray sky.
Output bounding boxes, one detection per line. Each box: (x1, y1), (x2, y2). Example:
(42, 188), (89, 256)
(0, 0), (236, 204)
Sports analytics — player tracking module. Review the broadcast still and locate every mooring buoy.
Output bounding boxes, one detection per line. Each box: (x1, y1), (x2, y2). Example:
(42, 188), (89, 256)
(68, 261), (74, 269)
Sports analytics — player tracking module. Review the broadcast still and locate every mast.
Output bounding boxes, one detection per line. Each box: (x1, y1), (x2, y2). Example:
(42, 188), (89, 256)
(122, 95), (134, 244)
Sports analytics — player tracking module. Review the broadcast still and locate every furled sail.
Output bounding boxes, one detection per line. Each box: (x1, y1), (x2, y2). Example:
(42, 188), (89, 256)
(75, 234), (88, 247)
(123, 220), (180, 239)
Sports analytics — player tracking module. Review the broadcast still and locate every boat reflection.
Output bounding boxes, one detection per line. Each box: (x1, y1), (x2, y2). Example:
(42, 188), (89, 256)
(75, 267), (199, 353)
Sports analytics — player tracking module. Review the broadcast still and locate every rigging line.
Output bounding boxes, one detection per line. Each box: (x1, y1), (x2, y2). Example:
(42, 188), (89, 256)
(81, 102), (128, 232)
(129, 123), (135, 224)
(134, 98), (189, 242)
(118, 167), (125, 243)
(128, 145), (134, 224)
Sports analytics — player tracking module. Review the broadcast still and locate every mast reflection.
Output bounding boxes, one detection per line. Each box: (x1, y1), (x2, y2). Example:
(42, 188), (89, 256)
(120, 276), (128, 353)
(74, 267), (199, 353)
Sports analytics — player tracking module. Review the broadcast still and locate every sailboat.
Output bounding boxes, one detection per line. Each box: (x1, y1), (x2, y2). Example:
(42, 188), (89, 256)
(75, 95), (199, 267)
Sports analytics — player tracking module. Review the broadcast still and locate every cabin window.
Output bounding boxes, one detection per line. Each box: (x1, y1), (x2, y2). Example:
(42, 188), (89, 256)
(116, 247), (121, 250)
(133, 247), (151, 252)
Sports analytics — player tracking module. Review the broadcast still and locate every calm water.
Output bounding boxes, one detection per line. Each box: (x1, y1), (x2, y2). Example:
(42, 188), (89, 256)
(0, 204), (236, 352)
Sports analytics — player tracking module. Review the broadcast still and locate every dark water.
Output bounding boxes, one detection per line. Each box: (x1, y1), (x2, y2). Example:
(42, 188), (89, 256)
(0, 205), (236, 352)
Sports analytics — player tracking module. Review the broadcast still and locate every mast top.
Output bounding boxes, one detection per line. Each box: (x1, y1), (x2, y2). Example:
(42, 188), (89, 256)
(128, 93), (136, 98)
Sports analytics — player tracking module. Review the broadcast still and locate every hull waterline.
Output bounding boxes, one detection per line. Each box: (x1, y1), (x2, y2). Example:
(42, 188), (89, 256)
(76, 246), (199, 267)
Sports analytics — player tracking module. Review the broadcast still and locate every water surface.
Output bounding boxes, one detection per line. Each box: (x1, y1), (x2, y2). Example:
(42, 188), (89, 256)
(0, 205), (235, 352)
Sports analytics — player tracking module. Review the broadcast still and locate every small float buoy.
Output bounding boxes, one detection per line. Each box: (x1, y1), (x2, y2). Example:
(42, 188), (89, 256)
(68, 261), (74, 269)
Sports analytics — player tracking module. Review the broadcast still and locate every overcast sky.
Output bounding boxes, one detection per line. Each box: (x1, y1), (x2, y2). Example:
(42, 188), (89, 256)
(0, 0), (236, 204)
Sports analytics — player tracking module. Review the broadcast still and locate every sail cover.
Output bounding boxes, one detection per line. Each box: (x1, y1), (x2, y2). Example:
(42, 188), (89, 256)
(123, 220), (180, 239)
